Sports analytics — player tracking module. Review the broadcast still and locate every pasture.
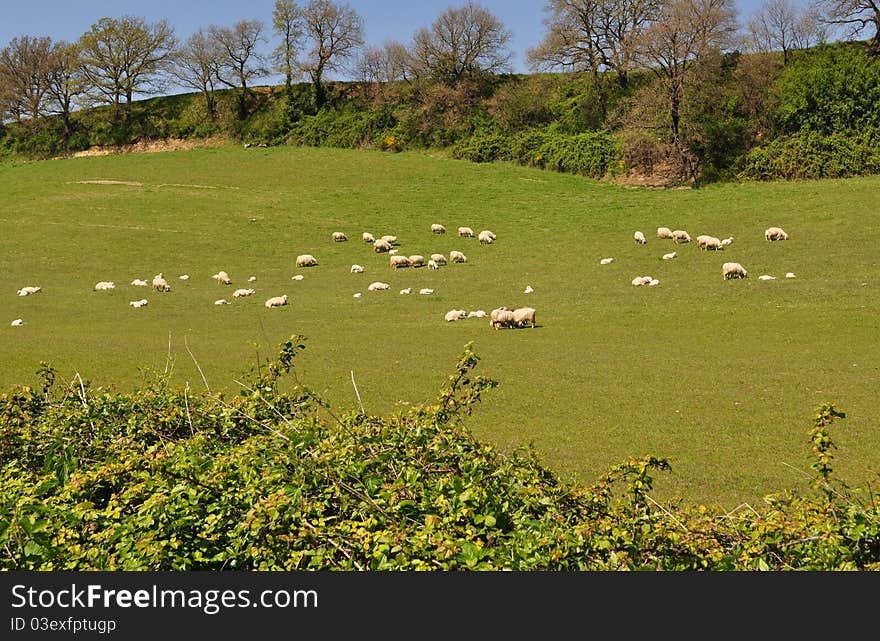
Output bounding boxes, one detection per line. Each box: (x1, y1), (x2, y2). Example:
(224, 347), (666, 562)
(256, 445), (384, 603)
(1, 145), (879, 507)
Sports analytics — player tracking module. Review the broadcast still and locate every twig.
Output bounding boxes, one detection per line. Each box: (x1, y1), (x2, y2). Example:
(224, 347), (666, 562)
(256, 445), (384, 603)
(73, 372), (88, 409)
(351, 370), (365, 414)
(184, 382), (194, 435)
(165, 330), (172, 375)
(184, 336), (210, 393)
(645, 494), (689, 532)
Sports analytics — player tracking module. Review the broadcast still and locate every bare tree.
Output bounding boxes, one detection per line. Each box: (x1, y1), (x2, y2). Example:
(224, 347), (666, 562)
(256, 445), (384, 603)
(273, 0), (304, 91)
(78, 16), (177, 118)
(46, 41), (87, 139)
(814, 0), (880, 51)
(0, 35), (53, 122)
(409, 1), (512, 82)
(356, 40), (411, 84)
(171, 29), (222, 119)
(209, 20), (269, 120)
(746, 0), (825, 63)
(300, 0), (365, 109)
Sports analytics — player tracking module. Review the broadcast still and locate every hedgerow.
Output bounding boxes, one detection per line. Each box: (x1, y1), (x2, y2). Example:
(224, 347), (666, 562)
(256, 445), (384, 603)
(1, 338), (878, 570)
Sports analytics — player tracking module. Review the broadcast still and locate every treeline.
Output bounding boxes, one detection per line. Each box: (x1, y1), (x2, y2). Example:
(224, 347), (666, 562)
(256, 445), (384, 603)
(1, 0), (879, 183)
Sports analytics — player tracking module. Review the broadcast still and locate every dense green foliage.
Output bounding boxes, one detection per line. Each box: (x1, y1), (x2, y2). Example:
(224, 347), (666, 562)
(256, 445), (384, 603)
(2, 339), (878, 570)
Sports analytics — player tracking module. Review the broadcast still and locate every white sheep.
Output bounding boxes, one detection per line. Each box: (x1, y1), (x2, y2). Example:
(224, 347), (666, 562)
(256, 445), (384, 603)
(94, 281), (115, 291)
(698, 236), (723, 251)
(214, 299), (230, 305)
(400, 287), (412, 295)
(662, 252), (677, 260)
(179, 274), (189, 281)
(130, 279), (148, 287)
(233, 288), (255, 298)
(467, 310), (487, 318)
(445, 309), (468, 322)
(380, 235), (398, 245)
(129, 299), (148, 308)
(631, 276), (652, 286)
(600, 258), (614, 265)
(296, 254), (318, 268)
(450, 250), (467, 264)
(332, 231), (348, 242)
(389, 249), (399, 255)
(353, 292), (362, 298)
(489, 307), (515, 330)
(390, 255), (410, 269)
(648, 279), (660, 286)
(722, 262), (748, 280)
(524, 285), (534, 294)
(351, 264), (365, 274)
(11, 318), (23, 327)
(430, 253), (448, 266)
(291, 274), (304, 281)
(368, 282), (391, 291)
(786, 272), (796, 279)
(672, 230), (691, 244)
(428, 259), (439, 270)
(264, 294), (289, 308)
(758, 275), (776, 281)
(634, 231), (647, 244)
(408, 255), (425, 268)
(478, 230), (496, 245)
(152, 274), (171, 292)
(419, 288), (434, 295)
(513, 307), (536, 328)
(248, 276), (257, 282)
(373, 239), (392, 253)
(363, 232), (376, 244)
(458, 227), (474, 237)
(657, 227), (674, 239)
(720, 237), (734, 247)
(431, 224), (446, 234)
(17, 286), (41, 296)
(212, 270), (232, 285)
(765, 227), (789, 241)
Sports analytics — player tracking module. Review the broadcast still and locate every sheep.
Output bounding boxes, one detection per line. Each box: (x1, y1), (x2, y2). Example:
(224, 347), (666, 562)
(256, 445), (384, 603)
(785, 272), (796, 279)
(600, 258), (614, 265)
(419, 288), (434, 295)
(373, 239), (392, 253)
(233, 288), (255, 298)
(765, 226), (789, 241)
(248, 276), (257, 282)
(672, 230), (691, 244)
(758, 275), (776, 281)
(390, 255), (411, 269)
(179, 274), (189, 281)
(212, 270), (232, 285)
(697, 236), (723, 251)
(524, 285), (534, 294)
(94, 281), (115, 291)
(215, 299), (230, 305)
(489, 307), (516, 330)
(722, 262), (748, 280)
(632, 276), (652, 286)
(368, 282), (391, 291)
(428, 259), (439, 270)
(264, 294), (289, 308)
(296, 254), (318, 268)
(720, 237), (734, 247)
(292, 274), (304, 281)
(513, 307), (536, 328)
(400, 288), (412, 295)
(129, 299), (148, 308)
(408, 255), (425, 268)
(11, 319), (23, 327)
(657, 227), (674, 239)
(130, 279), (148, 287)
(467, 310), (487, 318)
(332, 231), (348, 242)
(351, 264), (365, 274)
(478, 230), (496, 245)
(363, 232), (376, 244)
(634, 231), (647, 244)
(388, 249), (400, 255)
(458, 226), (474, 237)
(430, 253), (448, 266)
(445, 309), (468, 322)
(647, 279), (660, 286)
(431, 224), (446, 234)
(353, 292), (362, 298)
(380, 235), (398, 245)
(17, 286), (41, 296)
(662, 252), (677, 260)
(152, 274), (171, 292)
(450, 250), (467, 264)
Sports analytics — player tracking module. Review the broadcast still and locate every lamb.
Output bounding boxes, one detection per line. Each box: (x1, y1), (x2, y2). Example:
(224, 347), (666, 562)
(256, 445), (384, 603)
(94, 281), (115, 290)
(662, 252), (677, 260)
(248, 276), (257, 282)
(408, 255), (425, 268)
(212, 270), (232, 285)
(489, 307), (516, 330)
(758, 275), (776, 281)
(17, 286), (41, 296)
(152, 274), (171, 292)
(179, 274), (189, 281)
(785, 272), (796, 279)
(373, 239), (392, 253)
(450, 250), (467, 264)
(524, 285), (534, 294)
(722, 262), (748, 280)
(11, 319), (23, 327)
(419, 288), (434, 295)
(129, 299), (148, 308)
(634, 231), (647, 244)
(295, 254), (318, 267)
(380, 235), (398, 245)
(657, 227), (674, 239)
(214, 299), (230, 305)
(632, 276), (653, 286)
(458, 226), (474, 237)
(390, 255), (410, 269)
(430, 253), (448, 266)
(428, 259), (439, 270)
(367, 282), (391, 291)
(671, 230), (691, 244)
(264, 294), (289, 308)
(351, 264), (365, 274)
(720, 237), (734, 247)
(431, 224), (446, 234)
(445, 309), (468, 322)
(388, 249), (399, 255)
(332, 231), (348, 242)
(363, 232), (376, 243)
(600, 258), (614, 265)
(467, 310), (487, 318)
(233, 288), (255, 298)
(400, 288), (412, 295)
(765, 226), (789, 241)
(513, 307), (536, 328)
(292, 274), (304, 281)
(478, 230), (496, 245)
(130, 279), (148, 287)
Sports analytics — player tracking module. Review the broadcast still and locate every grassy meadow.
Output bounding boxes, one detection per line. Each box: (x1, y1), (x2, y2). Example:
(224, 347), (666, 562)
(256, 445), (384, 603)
(1, 145), (878, 507)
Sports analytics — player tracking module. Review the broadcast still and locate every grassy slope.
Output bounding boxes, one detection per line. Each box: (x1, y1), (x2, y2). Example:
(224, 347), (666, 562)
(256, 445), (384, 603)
(1, 145), (878, 507)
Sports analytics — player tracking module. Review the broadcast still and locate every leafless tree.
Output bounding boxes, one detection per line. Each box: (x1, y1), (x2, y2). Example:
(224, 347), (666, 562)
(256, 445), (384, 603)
(409, 1), (512, 82)
(273, 0), (304, 91)
(46, 41), (87, 138)
(171, 29), (222, 119)
(813, 0), (880, 51)
(0, 35), (53, 122)
(356, 41), (411, 84)
(745, 0), (825, 63)
(209, 20), (269, 120)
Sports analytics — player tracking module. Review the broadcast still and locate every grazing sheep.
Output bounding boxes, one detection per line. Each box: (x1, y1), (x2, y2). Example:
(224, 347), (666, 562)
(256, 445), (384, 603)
(265, 294), (289, 308)
(431, 224), (446, 234)
(11, 319), (23, 327)
(600, 258), (614, 265)
(786, 272), (796, 279)
(419, 288), (434, 295)
(765, 227), (789, 241)
(363, 232), (376, 243)
(296, 254), (318, 268)
(292, 274), (304, 281)
(94, 281), (115, 291)
(450, 250), (467, 264)
(662, 252), (677, 260)
(657, 227), (674, 239)
(489, 307), (516, 330)
(332, 231), (348, 242)
(400, 288), (412, 295)
(524, 285), (534, 294)
(478, 230), (496, 245)
(212, 270), (232, 285)
(672, 230), (691, 244)
(373, 239), (392, 253)
(722, 262), (748, 280)
(17, 286), (41, 296)
(634, 231), (647, 244)
(513, 307), (537, 328)
(131, 279), (148, 287)
(233, 288), (255, 298)
(129, 299), (148, 308)
(445, 309), (468, 322)
(152, 274), (171, 292)
(428, 259), (439, 270)
(467, 310), (487, 318)
(215, 299), (230, 305)
(390, 255), (411, 269)
(351, 264), (365, 273)
(430, 253), (448, 266)
(368, 282), (391, 291)
(697, 236), (723, 251)
(458, 227), (474, 237)
(380, 235), (398, 245)
(408, 255), (425, 268)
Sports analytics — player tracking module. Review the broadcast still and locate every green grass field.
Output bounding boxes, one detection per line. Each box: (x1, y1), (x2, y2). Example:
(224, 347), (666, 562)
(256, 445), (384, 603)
(2, 145), (878, 507)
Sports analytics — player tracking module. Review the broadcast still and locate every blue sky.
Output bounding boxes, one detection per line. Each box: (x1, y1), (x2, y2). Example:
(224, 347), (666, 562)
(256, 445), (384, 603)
(3, 0), (769, 79)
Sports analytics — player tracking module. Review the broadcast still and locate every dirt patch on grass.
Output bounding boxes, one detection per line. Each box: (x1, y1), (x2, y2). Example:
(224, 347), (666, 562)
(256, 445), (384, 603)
(75, 180), (144, 186)
(69, 136), (228, 158)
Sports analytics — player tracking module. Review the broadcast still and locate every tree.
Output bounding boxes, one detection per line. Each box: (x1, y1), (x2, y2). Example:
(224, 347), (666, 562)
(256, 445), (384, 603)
(745, 0), (825, 63)
(814, 0), (880, 52)
(409, 1), (512, 83)
(0, 35), (53, 122)
(46, 41), (87, 139)
(209, 20), (269, 120)
(171, 29), (222, 119)
(78, 16), (177, 119)
(299, 0), (365, 109)
(273, 0), (305, 123)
